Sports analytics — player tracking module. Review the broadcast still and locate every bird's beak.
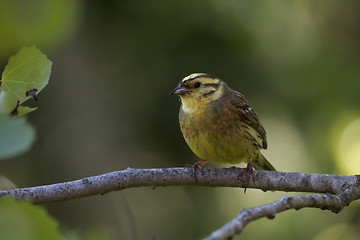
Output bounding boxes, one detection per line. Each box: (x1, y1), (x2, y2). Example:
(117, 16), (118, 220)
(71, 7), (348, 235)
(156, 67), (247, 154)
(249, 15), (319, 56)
(170, 84), (188, 95)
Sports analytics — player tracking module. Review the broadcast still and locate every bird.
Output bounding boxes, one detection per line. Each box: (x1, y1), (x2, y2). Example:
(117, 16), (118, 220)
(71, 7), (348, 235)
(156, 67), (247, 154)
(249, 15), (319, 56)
(170, 73), (276, 173)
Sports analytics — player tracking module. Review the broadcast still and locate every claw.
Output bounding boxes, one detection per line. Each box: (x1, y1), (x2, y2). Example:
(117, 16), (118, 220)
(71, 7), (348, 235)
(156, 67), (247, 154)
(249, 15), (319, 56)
(185, 160), (208, 181)
(238, 160), (254, 193)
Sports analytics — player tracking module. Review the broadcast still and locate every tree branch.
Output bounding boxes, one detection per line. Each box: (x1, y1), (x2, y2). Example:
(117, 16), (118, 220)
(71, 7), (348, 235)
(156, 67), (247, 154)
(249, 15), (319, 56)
(205, 193), (351, 240)
(0, 167), (357, 203)
(0, 167), (359, 239)
(203, 170), (360, 240)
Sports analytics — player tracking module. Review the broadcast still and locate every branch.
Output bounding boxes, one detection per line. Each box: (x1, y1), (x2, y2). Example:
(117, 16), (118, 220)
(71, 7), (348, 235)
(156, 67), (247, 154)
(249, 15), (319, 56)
(204, 173), (360, 240)
(0, 167), (359, 239)
(204, 191), (357, 240)
(0, 167), (358, 203)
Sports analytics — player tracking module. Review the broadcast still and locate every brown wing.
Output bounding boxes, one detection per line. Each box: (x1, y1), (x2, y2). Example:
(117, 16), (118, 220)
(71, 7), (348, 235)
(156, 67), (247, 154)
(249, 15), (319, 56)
(227, 90), (267, 149)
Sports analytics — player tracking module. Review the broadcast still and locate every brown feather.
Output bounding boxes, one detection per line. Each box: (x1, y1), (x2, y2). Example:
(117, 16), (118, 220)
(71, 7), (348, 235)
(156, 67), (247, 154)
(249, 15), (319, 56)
(220, 89), (267, 149)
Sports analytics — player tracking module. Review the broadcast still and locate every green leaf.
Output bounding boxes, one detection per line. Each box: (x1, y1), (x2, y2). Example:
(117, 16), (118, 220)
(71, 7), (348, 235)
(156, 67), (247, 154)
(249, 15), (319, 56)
(1, 46), (52, 104)
(0, 1), (82, 56)
(0, 115), (35, 160)
(15, 106), (38, 117)
(0, 197), (62, 240)
(0, 90), (18, 115)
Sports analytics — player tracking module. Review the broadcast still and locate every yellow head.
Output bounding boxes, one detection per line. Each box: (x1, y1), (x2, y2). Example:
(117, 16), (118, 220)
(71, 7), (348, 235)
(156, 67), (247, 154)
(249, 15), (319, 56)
(170, 73), (226, 113)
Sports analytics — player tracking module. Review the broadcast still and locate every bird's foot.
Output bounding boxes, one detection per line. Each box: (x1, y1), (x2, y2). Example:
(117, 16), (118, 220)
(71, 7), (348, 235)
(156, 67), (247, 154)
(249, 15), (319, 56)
(238, 160), (254, 193)
(185, 160), (208, 181)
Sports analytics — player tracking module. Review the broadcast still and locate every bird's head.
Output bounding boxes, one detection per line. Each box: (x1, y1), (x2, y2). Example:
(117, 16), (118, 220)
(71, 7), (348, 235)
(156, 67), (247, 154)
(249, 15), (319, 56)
(170, 73), (226, 113)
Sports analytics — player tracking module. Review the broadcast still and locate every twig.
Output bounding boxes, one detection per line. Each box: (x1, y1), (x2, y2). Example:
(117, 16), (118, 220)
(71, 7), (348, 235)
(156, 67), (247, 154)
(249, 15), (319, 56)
(204, 177), (360, 240)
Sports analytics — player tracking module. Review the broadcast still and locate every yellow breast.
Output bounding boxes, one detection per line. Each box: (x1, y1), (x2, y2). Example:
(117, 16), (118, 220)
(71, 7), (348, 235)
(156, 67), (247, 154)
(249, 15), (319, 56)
(179, 100), (262, 164)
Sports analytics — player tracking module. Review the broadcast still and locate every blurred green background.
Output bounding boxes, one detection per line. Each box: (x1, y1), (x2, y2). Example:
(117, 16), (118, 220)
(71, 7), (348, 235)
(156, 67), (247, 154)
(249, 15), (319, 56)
(1, 0), (360, 239)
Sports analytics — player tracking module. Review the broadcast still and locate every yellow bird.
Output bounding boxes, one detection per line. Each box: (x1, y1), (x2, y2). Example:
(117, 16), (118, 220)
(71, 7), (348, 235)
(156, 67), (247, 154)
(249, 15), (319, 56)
(170, 73), (276, 171)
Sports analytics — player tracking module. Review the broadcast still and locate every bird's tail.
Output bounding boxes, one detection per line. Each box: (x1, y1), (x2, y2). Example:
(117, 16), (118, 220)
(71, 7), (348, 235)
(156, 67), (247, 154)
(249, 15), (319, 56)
(253, 153), (276, 171)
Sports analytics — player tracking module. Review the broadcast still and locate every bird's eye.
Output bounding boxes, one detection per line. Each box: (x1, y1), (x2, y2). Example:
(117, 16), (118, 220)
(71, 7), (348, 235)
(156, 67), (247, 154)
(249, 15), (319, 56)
(194, 82), (201, 88)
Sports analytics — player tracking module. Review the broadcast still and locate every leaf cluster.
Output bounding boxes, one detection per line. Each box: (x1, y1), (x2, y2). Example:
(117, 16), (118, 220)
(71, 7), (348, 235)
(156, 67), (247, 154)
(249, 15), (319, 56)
(0, 46), (51, 159)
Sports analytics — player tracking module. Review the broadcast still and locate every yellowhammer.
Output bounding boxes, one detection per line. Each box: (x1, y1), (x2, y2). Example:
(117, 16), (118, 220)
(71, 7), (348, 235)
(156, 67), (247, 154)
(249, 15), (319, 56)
(170, 73), (276, 172)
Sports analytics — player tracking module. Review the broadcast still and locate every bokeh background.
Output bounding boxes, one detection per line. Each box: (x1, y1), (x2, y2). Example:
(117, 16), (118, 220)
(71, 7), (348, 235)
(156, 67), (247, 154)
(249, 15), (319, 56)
(1, 1), (360, 239)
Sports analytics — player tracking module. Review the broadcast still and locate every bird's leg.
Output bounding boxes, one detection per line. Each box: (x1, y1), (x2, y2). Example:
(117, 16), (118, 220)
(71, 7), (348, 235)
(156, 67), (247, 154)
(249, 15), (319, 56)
(238, 159), (254, 193)
(185, 160), (208, 181)
(185, 159), (208, 173)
